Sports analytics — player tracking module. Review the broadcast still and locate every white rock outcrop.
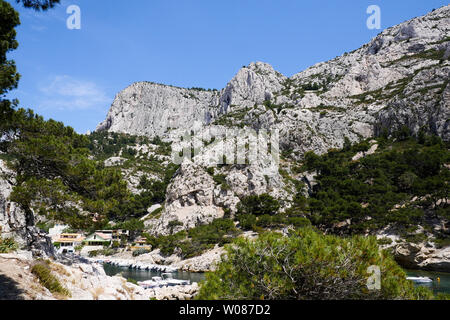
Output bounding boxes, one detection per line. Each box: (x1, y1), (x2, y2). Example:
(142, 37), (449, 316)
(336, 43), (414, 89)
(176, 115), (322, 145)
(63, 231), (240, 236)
(0, 160), (54, 258)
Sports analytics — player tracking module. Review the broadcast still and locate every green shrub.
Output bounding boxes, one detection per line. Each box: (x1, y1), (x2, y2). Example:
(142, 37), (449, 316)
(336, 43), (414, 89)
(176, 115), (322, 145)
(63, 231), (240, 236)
(287, 216), (311, 228)
(88, 248), (116, 257)
(150, 207), (163, 218)
(197, 227), (436, 300)
(132, 248), (151, 257)
(88, 250), (99, 257)
(111, 241), (120, 249)
(144, 219), (240, 259)
(167, 220), (183, 233)
(435, 237), (450, 249)
(36, 222), (54, 233)
(237, 214), (257, 230)
(0, 234), (18, 253)
(377, 237), (393, 246)
(256, 214), (273, 228)
(237, 194), (280, 216)
(213, 174), (231, 191)
(31, 263), (70, 297)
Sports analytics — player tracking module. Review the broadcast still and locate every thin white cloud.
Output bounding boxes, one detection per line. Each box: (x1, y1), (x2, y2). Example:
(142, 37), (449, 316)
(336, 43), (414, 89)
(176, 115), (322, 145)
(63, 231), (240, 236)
(38, 75), (111, 111)
(30, 25), (48, 32)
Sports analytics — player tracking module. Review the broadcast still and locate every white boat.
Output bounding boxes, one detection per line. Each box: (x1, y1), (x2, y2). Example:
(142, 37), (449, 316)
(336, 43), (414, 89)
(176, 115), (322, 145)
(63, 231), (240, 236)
(406, 276), (433, 283)
(162, 273), (190, 287)
(137, 274), (190, 289)
(138, 276), (168, 289)
(166, 279), (190, 286)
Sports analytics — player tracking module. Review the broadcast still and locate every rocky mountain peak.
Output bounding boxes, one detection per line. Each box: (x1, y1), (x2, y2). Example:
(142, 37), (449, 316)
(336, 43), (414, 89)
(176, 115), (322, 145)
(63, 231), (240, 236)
(219, 61), (286, 113)
(96, 81), (221, 138)
(97, 5), (449, 153)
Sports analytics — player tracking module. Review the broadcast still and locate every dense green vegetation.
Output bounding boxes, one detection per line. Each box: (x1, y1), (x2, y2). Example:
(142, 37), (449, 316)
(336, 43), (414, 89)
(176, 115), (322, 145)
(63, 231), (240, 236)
(87, 131), (177, 225)
(87, 131), (172, 160)
(3, 110), (131, 229)
(144, 218), (241, 259)
(0, 0), (20, 141)
(302, 82), (321, 91)
(237, 194), (281, 216)
(235, 193), (311, 232)
(301, 133), (449, 239)
(137, 165), (178, 203)
(88, 131), (143, 160)
(197, 227), (439, 300)
(132, 248), (151, 257)
(1, 110), (178, 231)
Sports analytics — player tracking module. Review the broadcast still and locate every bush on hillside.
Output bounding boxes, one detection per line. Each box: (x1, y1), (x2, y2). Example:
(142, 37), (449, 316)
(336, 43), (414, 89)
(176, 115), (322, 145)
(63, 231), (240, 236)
(237, 194), (280, 216)
(0, 234), (18, 253)
(31, 263), (70, 297)
(197, 227), (436, 300)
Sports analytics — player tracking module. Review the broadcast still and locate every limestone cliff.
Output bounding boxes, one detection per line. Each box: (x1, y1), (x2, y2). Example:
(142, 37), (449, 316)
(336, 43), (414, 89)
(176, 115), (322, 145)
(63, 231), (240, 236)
(0, 160), (54, 258)
(97, 6), (449, 157)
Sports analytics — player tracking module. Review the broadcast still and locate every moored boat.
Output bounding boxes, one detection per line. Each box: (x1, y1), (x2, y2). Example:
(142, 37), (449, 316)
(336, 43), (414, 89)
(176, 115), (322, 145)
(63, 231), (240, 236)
(406, 276), (433, 283)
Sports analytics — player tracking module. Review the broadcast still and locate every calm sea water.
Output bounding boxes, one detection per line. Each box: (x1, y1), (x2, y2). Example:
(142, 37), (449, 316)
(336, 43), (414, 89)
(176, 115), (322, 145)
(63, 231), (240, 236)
(103, 264), (206, 283)
(405, 269), (450, 295)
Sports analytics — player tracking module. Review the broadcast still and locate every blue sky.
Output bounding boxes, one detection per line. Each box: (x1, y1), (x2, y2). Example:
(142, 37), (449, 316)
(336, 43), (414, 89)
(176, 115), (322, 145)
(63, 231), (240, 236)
(6, 0), (449, 133)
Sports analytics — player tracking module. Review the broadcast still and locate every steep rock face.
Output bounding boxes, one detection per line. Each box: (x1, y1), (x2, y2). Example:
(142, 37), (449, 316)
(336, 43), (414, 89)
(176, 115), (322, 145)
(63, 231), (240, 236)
(146, 163), (225, 236)
(377, 228), (450, 272)
(146, 134), (289, 235)
(283, 5), (449, 146)
(0, 160), (54, 258)
(98, 5), (449, 157)
(220, 62), (286, 112)
(393, 243), (450, 272)
(0, 160), (28, 246)
(96, 62), (286, 138)
(96, 82), (221, 137)
(376, 66), (450, 140)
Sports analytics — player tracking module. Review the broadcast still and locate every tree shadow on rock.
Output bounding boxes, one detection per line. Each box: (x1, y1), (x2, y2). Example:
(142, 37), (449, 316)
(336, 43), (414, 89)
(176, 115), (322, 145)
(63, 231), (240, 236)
(0, 274), (25, 300)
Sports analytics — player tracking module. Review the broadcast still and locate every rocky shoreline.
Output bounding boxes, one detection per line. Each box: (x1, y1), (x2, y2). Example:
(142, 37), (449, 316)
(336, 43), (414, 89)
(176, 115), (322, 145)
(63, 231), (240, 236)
(392, 243), (450, 273)
(377, 229), (450, 273)
(90, 245), (225, 273)
(0, 252), (200, 300)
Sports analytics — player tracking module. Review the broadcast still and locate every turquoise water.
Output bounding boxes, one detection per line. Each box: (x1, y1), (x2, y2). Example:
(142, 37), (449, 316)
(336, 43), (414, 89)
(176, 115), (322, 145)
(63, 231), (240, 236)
(103, 264), (206, 283)
(405, 270), (450, 295)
